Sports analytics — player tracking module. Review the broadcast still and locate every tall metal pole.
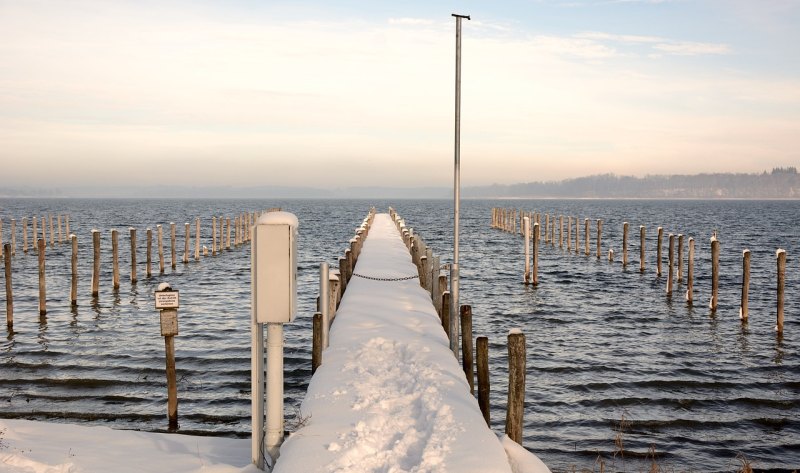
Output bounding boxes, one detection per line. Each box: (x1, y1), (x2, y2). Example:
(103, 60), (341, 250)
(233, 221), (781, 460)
(451, 13), (469, 357)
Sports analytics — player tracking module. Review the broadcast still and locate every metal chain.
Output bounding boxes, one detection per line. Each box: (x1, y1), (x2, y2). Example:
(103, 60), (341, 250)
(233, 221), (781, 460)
(327, 265), (420, 282)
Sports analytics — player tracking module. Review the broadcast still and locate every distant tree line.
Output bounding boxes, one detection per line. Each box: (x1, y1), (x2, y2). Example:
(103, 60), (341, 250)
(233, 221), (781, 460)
(464, 168), (800, 199)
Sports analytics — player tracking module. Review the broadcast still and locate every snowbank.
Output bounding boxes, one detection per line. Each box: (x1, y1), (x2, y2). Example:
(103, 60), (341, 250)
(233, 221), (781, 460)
(0, 419), (255, 473)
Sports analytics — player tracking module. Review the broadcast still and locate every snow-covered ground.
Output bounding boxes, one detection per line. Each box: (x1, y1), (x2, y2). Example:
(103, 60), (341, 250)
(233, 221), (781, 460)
(1, 213), (550, 473)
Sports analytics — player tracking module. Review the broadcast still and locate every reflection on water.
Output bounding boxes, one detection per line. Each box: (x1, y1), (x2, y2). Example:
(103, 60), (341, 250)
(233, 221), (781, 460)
(0, 198), (798, 471)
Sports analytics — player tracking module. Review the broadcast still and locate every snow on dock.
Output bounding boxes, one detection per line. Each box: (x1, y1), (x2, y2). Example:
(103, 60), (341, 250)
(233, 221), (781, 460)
(274, 213), (548, 473)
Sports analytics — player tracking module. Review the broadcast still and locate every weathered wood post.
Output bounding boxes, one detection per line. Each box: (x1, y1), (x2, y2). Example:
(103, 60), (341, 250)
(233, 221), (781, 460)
(532, 223), (540, 285)
(212, 217), (217, 256)
(194, 218), (200, 260)
(70, 235), (78, 306)
(226, 217), (232, 250)
(667, 234), (675, 296)
(10, 219), (16, 255)
(710, 233), (720, 312)
(4, 243), (12, 327)
(544, 214), (549, 243)
(157, 225), (165, 274)
(677, 234), (684, 283)
(460, 305), (474, 394)
(559, 215), (564, 249)
(170, 223), (177, 269)
(686, 238), (694, 305)
(596, 219), (602, 259)
(656, 227), (664, 277)
(567, 216), (572, 252)
(640, 225), (646, 273)
(111, 229), (120, 290)
(146, 228), (153, 278)
(476, 336), (490, 426)
(441, 291), (451, 340)
(622, 222), (629, 266)
(91, 230), (100, 298)
(312, 313), (322, 374)
(48, 214), (54, 247)
(740, 249), (750, 321)
(22, 217), (28, 253)
(41, 215), (47, 244)
(584, 218), (589, 256)
(506, 329), (525, 444)
(57, 215), (63, 243)
(777, 249), (786, 334)
(155, 283), (180, 431)
(37, 239), (46, 316)
(130, 228), (138, 284)
(31, 217), (38, 253)
(183, 223), (190, 264)
(523, 217), (531, 284)
(575, 217), (579, 254)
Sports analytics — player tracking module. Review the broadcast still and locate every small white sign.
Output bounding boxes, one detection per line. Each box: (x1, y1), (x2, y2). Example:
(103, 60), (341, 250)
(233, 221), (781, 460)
(155, 290), (180, 309)
(160, 309), (179, 336)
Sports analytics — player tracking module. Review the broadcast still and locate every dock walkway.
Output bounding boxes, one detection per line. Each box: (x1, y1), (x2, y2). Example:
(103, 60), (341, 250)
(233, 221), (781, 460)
(273, 213), (517, 472)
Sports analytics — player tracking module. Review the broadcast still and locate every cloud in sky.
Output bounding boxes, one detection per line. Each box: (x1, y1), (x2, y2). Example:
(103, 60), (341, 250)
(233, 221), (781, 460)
(0, 1), (798, 189)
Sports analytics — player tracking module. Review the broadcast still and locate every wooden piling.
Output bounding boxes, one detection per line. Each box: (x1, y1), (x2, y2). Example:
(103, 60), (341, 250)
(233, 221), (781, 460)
(10, 219), (16, 255)
(441, 291), (451, 340)
(112, 229), (120, 290)
(559, 216), (564, 249)
(195, 218), (200, 260)
(170, 223), (176, 269)
(596, 219), (602, 259)
(31, 217), (38, 252)
(777, 249), (786, 334)
(4, 243), (12, 327)
(656, 227), (664, 277)
(584, 218), (589, 256)
(91, 230), (100, 298)
(506, 330), (526, 444)
(48, 214), (54, 247)
(710, 234), (720, 312)
(740, 249), (750, 321)
(37, 239), (46, 316)
(212, 217), (217, 256)
(639, 226), (646, 272)
(312, 312), (322, 374)
(567, 216), (572, 252)
(476, 336), (490, 427)
(130, 228), (137, 284)
(226, 217), (231, 250)
(575, 217), (579, 254)
(544, 214), (549, 243)
(184, 223), (190, 264)
(157, 225), (164, 274)
(622, 222), (629, 266)
(677, 234), (684, 283)
(460, 305), (474, 394)
(686, 238), (694, 305)
(57, 215), (63, 243)
(532, 223), (539, 285)
(523, 217), (531, 284)
(70, 235), (77, 306)
(146, 228), (153, 278)
(22, 217), (28, 253)
(667, 234), (674, 296)
(165, 334), (178, 430)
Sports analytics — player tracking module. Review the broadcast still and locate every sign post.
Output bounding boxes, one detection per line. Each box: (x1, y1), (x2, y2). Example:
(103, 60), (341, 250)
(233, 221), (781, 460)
(155, 282), (180, 431)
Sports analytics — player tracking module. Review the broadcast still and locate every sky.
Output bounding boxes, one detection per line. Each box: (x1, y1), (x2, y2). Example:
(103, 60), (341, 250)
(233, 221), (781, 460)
(1, 0), (799, 190)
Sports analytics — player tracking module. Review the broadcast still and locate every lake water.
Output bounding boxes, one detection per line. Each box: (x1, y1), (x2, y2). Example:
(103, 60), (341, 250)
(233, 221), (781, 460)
(1, 198), (798, 472)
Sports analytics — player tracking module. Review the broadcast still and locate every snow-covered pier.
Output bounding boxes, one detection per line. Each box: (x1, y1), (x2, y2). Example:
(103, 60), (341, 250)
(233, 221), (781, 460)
(273, 212), (549, 473)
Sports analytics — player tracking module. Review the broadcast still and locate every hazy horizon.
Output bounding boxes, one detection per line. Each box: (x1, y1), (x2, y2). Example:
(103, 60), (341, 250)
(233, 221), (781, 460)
(1, 1), (798, 190)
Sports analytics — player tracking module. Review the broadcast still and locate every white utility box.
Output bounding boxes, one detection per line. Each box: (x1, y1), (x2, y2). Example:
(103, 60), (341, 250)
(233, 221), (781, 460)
(252, 211), (298, 323)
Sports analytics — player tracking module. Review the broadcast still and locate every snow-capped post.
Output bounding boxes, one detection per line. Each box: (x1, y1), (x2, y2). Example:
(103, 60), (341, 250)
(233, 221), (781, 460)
(532, 223), (540, 285)
(146, 228), (153, 278)
(476, 336), (490, 426)
(183, 223), (190, 264)
(740, 249), (750, 321)
(4, 243), (12, 328)
(622, 222), (629, 266)
(170, 223), (176, 269)
(584, 218), (590, 256)
(154, 282), (180, 431)
(251, 211), (298, 469)
(329, 272), (340, 320)
(640, 226), (646, 273)
(194, 218), (200, 260)
(91, 230), (100, 298)
(608, 248), (614, 262)
(130, 228), (137, 284)
(37, 238), (46, 316)
(596, 219), (602, 259)
(111, 229), (120, 290)
(523, 217), (531, 284)
(460, 305), (474, 394)
(320, 262), (330, 348)
(22, 217), (28, 253)
(157, 224), (164, 274)
(686, 238), (695, 305)
(777, 249), (786, 334)
(506, 329), (526, 444)
(656, 227), (664, 277)
(667, 234), (675, 296)
(70, 235), (78, 306)
(677, 234), (684, 282)
(710, 233), (720, 312)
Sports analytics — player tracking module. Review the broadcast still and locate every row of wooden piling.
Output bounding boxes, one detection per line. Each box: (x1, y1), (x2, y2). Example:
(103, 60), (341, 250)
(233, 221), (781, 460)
(311, 208), (376, 374)
(395, 209), (528, 444)
(3, 210), (266, 329)
(492, 207), (787, 334)
(0, 214), (71, 257)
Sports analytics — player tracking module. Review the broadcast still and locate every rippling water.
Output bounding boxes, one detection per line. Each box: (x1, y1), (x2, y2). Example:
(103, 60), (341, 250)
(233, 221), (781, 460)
(1, 198), (798, 472)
